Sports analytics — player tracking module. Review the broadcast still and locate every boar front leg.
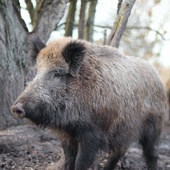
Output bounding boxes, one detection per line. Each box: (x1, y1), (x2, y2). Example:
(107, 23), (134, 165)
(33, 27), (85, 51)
(62, 139), (78, 170)
(75, 131), (102, 170)
(103, 145), (127, 170)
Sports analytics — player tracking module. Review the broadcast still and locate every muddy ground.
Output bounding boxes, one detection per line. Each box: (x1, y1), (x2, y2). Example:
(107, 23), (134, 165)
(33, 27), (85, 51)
(0, 124), (169, 170)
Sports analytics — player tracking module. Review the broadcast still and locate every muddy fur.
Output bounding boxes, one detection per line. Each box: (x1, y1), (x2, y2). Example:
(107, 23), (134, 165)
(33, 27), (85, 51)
(11, 37), (167, 170)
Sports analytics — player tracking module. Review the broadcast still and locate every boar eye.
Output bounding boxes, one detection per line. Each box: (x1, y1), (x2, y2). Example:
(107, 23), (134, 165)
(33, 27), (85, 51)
(54, 72), (61, 78)
(51, 69), (66, 79)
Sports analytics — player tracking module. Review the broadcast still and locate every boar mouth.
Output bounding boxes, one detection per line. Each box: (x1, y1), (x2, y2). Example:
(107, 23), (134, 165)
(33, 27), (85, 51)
(26, 102), (66, 128)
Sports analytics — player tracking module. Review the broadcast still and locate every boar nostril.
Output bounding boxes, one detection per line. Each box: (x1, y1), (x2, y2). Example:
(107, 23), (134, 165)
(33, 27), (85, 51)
(11, 103), (25, 119)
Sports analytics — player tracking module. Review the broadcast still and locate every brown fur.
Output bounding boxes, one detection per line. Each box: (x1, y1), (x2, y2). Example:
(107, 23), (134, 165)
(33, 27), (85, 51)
(11, 37), (167, 170)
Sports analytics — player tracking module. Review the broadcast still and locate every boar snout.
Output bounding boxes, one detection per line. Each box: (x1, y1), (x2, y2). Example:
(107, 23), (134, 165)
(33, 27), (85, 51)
(11, 103), (25, 119)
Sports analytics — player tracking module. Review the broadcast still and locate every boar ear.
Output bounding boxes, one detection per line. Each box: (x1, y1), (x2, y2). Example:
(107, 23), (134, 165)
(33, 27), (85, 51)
(28, 33), (46, 64)
(62, 41), (86, 77)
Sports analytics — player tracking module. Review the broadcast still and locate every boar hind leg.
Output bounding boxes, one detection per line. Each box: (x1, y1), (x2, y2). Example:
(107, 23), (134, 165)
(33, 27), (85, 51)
(103, 146), (127, 170)
(140, 116), (162, 170)
(62, 139), (78, 170)
(140, 135), (159, 170)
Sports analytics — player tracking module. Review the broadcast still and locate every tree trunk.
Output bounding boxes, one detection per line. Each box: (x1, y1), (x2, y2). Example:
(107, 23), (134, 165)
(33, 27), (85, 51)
(78, 0), (87, 39)
(85, 0), (98, 42)
(33, 0), (67, 42)
(65, 0), (77, 37)
(0, 0), (67, 130)
(0, 0), (28, 129)
(106, 0), (136, 47)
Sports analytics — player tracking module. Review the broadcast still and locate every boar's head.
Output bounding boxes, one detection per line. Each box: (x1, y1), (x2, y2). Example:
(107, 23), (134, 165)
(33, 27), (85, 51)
(11, 35), (86, 128)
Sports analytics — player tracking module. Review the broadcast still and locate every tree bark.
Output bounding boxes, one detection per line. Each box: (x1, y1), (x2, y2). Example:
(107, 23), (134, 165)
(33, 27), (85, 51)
(0, 0), (67, 130)
(0, 0), (28, 129)
(65, 0), (77, 37)
(117, 0), (123, 14)
(33, 0), (67, 42)
(85, 0), (98, 42)
(78, 0), (87, 39)
(25, 0), (35, 25)
(106, 0), (136, 48)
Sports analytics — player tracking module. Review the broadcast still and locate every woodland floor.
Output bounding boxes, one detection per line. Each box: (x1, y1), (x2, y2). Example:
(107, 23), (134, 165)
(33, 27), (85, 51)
(0, 124), (169, 170)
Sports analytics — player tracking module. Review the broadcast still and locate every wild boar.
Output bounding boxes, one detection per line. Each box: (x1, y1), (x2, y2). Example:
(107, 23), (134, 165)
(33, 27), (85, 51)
(11, 36), (167, 170)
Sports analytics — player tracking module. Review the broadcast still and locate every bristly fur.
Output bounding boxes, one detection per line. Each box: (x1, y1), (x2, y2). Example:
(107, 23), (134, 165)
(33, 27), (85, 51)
(62, 40), (86, 77)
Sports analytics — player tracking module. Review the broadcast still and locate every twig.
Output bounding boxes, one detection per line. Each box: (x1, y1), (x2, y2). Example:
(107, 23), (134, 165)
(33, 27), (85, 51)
(55, 22), (168, 41)
(127, 26), (169, 40)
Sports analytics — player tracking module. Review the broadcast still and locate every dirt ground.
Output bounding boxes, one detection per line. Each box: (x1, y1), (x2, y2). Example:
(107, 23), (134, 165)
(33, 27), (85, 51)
(0, 124), (169, 170)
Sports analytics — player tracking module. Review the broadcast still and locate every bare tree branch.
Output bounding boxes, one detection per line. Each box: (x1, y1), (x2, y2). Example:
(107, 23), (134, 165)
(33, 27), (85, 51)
(33, 0), (45, 28)
(106, 0), (136, 48)
(56, 22), (66, 30)
(56, 22), (168, 41)
(94, 24), (112, 29)
(127, 26), (169, 40)
(95, 25), (167, 40)
(33, 0), (68, 42)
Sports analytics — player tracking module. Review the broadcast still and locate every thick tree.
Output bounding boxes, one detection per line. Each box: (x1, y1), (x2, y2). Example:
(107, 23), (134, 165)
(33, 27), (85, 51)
(65, 0), (77, 37)
(85, 0), (98, 42)
(106, 0), (136, 47)
(0, 0), (67, 129)
(78, 0), (87, 39)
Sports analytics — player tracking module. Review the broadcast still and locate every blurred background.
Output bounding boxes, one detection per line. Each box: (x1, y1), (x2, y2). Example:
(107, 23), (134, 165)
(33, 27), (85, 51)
(20, 0), (170, 64)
